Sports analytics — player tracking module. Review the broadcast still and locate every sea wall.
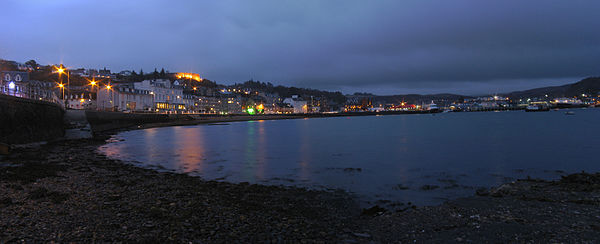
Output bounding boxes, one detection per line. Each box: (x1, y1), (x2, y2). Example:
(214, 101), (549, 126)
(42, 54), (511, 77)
(0, 94), (65, 144)
(85, 110), (441, 134)
(85, 111), (196, 133)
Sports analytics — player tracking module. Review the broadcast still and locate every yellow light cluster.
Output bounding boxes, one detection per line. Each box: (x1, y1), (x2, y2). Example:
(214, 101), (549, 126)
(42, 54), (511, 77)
(156, 103), (171, 109)
(176, 73), (202, 81)
(156, 103), (186, 110)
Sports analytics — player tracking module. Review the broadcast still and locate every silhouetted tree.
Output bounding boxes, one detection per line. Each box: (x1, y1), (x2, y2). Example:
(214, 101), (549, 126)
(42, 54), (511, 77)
(153, 68), (159, 79)
(160, 68), (166, 78)
(25, 59), (39, 69)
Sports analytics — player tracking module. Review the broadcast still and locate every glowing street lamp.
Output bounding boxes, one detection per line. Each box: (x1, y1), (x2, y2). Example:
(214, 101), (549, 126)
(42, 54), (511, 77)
(256, 104), (264, 113)
(57, 83), (65, 107)
(106, 84), (113, 111)
(55, 64), (70, 100)
(87, 78), (98, 93)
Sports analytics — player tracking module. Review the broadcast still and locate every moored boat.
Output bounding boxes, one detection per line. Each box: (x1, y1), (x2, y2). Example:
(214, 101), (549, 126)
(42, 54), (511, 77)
(425, 101), (439, 112)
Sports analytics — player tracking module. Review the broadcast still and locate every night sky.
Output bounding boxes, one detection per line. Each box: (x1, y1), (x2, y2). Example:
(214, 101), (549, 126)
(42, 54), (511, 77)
(1, 0), (599, 95)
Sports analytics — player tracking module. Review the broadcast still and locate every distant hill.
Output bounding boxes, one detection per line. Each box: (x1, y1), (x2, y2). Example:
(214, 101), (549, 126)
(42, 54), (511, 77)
(233, 80), (347, 104)
(504, 77), (600, 99)
(365, 93), (472, 105)
(366, 77), (600, 104)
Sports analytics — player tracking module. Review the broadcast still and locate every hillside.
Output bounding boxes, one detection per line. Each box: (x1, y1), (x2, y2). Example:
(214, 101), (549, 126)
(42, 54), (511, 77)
(233, 80), (347, 104)
(373, 93), (471, 105)
(504, 77), (600, 98)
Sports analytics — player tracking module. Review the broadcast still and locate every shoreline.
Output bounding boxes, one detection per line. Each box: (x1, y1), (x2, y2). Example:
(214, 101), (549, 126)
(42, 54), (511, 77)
(86, 110), (440, 136)
(88, 106), (596, 137)
(0, 139), (364, 242)
(1, 137), (600, 242)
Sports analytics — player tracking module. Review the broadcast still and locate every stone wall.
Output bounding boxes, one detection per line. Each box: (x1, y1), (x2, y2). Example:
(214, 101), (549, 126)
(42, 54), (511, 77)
(85, 111), (194, 133)
(0, 94), (65, 144)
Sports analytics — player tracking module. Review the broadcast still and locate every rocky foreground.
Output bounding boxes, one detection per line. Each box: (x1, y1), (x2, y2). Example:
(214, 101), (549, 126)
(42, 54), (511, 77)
(1, 139), (599, 243)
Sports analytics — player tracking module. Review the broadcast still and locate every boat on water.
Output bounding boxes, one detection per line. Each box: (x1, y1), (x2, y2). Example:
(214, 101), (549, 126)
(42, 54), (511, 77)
(425, 101), (439, 112)
(565, 111), (575, 115)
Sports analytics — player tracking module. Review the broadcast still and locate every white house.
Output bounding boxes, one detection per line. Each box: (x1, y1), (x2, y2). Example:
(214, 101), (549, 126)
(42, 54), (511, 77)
(97, 83), (153, 112)
(283, 95), (308, 113)
(133, 79), (185, 113)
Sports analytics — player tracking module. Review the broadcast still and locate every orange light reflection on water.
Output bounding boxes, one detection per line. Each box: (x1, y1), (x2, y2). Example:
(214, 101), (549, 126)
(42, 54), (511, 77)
(176, 127), (205, 174)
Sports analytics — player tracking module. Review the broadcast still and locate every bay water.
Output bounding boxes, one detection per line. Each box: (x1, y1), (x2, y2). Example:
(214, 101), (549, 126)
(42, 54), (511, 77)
(99, 109), (600, 207)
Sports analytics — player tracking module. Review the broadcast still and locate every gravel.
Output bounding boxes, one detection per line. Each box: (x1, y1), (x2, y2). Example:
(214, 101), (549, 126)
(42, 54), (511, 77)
(1, 138), (599, 243)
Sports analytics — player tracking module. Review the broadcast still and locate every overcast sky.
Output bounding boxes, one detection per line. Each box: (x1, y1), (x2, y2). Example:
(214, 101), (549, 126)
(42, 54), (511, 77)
(1, 0), (599, 95)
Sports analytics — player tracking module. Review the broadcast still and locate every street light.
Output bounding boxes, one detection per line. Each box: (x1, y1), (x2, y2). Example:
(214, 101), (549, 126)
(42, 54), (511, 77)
(87, 78), (98, 92)
(106, 84), (113, 111)
(55, 64), (70, 101)
(57, 83), (65, 107)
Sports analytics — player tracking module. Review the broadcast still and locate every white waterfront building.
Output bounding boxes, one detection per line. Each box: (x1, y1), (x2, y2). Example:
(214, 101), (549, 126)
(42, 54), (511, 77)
(97, 79), (189, 113)
(134, 79), (185, 113)
(97, 83), (153, 112)
(283, 95), (308, 114)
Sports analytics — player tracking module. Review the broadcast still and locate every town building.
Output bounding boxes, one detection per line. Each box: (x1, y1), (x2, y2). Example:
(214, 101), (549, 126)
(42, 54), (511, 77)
(268, 103), (294, 114)
(283, 95), (308, 113)
(68, 68), (87, 77)
(88, 68), (116, 79)
(345, 95), (373, 111)
(65, 91), (96, 110)
(1, 71), (30, 98)
(25, 80), (60, 103)
(97, 83), (153, 112)
(195, 96), (222, 114)
(134, 79), (185, 113)
(223, 95), (243, 114)
(182, 93), (196, 113)
(118, 70), (133, 76)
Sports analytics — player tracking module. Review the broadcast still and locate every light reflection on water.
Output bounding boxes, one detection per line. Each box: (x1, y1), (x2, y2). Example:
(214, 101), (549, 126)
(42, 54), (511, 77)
(99, 109), (600, 207)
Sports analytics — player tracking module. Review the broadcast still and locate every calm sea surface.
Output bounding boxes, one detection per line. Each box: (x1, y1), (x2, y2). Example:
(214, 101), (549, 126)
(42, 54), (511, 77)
(99, 108), (600, 207)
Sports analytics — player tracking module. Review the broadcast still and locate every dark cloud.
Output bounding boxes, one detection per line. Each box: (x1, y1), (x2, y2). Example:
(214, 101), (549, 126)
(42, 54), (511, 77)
(1, 0), (599, 95)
